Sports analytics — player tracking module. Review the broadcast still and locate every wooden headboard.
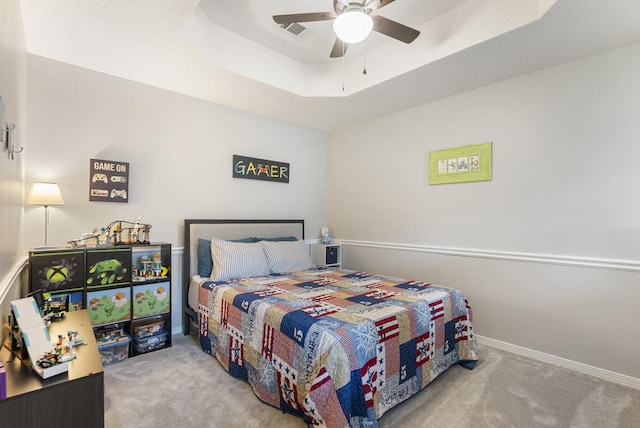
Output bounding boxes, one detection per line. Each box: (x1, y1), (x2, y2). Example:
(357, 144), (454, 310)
(182, 219), (305, 334)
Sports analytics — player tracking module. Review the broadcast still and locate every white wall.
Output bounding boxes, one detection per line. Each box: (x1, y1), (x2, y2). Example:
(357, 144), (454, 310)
(24, 55), (328, 249)
(327, 41), (640, 380)
(0, 0), (28, 325)
(19, 55), (328, 333)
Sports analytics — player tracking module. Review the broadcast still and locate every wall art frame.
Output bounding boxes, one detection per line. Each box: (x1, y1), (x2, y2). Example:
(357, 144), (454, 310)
(89, 158), (130, 202)
(232, 154), (289, 183)
(429, 142), (492, 185)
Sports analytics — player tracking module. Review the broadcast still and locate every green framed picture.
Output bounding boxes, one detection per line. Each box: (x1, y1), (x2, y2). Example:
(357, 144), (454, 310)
(429, 142), (492, 185)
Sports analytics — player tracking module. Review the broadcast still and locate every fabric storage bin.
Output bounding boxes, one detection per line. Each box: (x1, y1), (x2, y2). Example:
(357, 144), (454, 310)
(86, 287), (131, 326)
(132, 317), (164, 339)
(132, 281), (170, 318)
(134, 330), (168, 353)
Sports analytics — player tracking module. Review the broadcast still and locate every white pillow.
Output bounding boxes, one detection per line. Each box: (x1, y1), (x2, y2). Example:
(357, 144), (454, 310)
(210, 237), (270, 281)
(260, 240), (314, 274)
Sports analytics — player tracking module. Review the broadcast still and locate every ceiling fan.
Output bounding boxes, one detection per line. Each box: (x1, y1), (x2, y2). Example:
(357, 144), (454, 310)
(273, 0), (420, 58)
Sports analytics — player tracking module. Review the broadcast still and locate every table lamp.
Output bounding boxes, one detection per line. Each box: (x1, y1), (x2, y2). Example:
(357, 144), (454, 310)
(27, 182), (65, 247)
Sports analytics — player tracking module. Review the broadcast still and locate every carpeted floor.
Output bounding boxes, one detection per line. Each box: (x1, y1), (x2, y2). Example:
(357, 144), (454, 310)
(103, 334), (640, 428)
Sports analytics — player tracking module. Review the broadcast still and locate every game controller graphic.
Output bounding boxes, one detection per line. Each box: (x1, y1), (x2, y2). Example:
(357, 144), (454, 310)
(110, 189), (127, 199)
(92, 173), (108, 183)
(111, 176), (127, 183)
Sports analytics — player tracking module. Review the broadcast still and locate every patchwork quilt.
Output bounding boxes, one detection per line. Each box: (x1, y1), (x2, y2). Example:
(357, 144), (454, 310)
(198, 268), (478, 427)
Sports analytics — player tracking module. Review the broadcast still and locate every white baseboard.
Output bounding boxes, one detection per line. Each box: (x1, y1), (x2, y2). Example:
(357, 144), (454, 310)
(476, 335), (640, 390)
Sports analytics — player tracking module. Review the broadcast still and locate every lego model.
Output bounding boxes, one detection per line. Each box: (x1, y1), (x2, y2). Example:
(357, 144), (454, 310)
(36, 334), (77, 368)
(67, 330), (85, 346)
(67, 219), (152, 247)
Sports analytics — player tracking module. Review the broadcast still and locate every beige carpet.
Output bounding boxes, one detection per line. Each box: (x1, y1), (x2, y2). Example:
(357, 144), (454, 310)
(104, 334), (640, 428)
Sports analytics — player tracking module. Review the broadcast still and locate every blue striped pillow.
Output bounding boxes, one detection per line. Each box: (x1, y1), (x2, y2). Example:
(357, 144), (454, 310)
(260, 240), (313, 274)
(210, 237), (270, 281)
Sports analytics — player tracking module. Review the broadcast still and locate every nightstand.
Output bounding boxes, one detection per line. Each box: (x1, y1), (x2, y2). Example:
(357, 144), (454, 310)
(311, 243), (341, 268)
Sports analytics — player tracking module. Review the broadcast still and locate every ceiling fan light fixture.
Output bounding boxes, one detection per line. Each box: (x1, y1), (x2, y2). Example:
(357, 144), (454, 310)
(333, 10), (373, 44)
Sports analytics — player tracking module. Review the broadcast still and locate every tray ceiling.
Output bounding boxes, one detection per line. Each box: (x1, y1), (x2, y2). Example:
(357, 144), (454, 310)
(19, 0), (640, 131)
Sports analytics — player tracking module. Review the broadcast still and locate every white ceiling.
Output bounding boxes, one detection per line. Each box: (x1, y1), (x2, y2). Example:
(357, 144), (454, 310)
(18, 0), (640, 132)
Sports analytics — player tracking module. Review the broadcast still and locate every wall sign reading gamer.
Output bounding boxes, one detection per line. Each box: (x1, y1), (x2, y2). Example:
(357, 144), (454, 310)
(233, 155), (289, 183)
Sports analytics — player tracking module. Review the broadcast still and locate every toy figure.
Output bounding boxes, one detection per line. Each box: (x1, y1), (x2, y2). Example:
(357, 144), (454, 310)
(67, 330), (85, 346)
(55, 335), (64, 354)
(321, 227), (332, 244)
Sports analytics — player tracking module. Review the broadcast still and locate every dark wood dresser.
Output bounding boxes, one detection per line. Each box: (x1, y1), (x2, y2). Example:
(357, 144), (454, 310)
(0, 309), (104, 427)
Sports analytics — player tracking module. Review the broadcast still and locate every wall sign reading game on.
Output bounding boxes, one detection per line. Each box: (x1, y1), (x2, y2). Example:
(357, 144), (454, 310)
(233, 155), (289, 183)
(89, 158), (130, 202)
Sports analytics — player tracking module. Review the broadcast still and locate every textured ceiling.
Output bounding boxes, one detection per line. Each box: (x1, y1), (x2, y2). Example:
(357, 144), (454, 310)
(18, 0), (640, 132)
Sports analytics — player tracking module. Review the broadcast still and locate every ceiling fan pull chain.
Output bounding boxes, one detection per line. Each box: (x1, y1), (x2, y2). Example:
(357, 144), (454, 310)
(342, 43), (346, 91)
(363, 45), (367, 75)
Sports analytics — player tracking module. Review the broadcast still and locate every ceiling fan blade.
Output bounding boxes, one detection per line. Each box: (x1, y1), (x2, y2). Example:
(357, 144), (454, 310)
(273, 12), (335, 25)
(377, 0), (397, 9)
(329, 38), (349, 58)
(372, 15), (420, 44)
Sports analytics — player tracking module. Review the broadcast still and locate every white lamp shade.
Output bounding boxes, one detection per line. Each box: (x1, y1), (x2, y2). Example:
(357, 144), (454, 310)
(27, 182), (65, 206)
(333, 11), (373, 44)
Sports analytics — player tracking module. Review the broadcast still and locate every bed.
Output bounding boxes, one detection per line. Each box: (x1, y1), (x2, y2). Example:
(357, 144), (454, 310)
(183, 219), (478, 427)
